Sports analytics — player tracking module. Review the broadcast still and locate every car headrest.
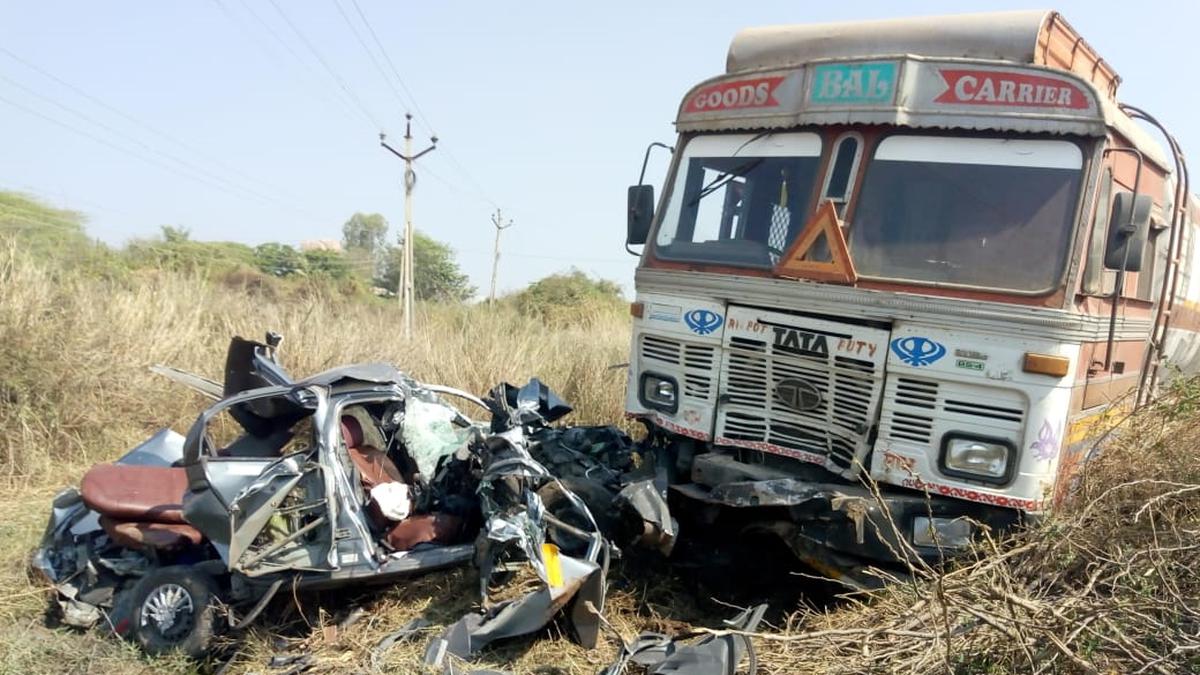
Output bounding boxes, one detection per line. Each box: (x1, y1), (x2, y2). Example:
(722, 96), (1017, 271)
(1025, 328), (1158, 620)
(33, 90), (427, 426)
(340, 415), (364, 449)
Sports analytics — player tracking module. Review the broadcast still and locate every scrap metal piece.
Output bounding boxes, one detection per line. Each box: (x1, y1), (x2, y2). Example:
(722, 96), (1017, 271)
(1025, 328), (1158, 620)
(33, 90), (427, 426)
(485, 379), (573, 430)
(149, 365), (223, 401)
(424, 555), (601, 667)
(615, 479), (677, 556)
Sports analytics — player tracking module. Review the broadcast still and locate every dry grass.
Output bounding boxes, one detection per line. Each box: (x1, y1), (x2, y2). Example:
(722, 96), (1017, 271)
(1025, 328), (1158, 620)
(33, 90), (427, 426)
(732, 386), (1200, 674)
(3, 242), (1200, 674)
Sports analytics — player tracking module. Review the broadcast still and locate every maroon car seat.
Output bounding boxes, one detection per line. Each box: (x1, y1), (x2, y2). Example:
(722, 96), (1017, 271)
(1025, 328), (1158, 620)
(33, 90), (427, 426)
(80, 464), (204, 550)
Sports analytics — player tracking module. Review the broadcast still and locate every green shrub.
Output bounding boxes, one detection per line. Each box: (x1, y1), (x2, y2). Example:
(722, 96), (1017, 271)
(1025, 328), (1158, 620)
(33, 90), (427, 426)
(511, 269), (626, 327)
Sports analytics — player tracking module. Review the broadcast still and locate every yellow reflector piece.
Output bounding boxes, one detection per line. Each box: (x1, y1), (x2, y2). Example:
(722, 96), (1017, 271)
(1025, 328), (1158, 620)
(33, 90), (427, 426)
(542, 543), (563, 588)
(630, 302), (645, 319)
(1023, 353), (1070, 377)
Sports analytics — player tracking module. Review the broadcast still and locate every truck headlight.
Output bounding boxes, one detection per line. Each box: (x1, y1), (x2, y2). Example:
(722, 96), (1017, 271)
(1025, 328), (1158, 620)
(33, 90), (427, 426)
(639, 373), (678, 413)
(940, 434), (1014, 483)
(912, 516), (973, 549)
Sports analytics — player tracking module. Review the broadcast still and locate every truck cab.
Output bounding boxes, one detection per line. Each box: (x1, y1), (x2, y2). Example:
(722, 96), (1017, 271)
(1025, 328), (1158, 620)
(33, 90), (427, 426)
(623, 11), (1192, 585)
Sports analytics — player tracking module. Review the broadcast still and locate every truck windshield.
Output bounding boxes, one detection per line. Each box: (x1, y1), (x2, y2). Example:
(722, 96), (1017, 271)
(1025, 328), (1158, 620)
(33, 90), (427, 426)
(654, 133), (822, 268)
(849, 136), (1083, 291)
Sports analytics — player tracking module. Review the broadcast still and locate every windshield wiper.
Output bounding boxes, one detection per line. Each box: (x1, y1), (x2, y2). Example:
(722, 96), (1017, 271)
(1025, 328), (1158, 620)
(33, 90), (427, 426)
(686, 157), (764, 207)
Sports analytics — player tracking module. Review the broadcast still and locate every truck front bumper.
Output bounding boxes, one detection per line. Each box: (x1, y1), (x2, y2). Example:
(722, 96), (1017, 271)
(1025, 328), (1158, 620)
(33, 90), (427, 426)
(671, 453), (1024, 588)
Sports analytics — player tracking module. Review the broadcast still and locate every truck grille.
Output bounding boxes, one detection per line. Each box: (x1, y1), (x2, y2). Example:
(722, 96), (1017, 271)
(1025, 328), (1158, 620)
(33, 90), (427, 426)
(881, 376), (1026, 448)
(714, 307), (890, 477)
(639, 333), (718, 403)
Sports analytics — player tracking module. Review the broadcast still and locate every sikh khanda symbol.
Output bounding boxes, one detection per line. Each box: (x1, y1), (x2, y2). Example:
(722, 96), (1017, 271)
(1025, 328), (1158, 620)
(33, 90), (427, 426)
(684, 309), (724, 335)
(890, 336), (947, 367)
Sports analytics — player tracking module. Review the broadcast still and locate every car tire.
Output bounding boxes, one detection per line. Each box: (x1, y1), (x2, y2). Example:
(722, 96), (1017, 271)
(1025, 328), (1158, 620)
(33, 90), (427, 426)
(128, 566), (220, 658)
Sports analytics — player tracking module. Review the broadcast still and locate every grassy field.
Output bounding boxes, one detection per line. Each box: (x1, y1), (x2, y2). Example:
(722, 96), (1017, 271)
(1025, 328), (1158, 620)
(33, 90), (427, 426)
(0, 245), (641, 673)
(2, 243), (1199, 673)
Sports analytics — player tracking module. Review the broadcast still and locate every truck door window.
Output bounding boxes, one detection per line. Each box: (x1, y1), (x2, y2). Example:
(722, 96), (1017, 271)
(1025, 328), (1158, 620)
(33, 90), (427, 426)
(849, 135), (1083, 292)
(655, 132), (822, 268)
(821, 133), (863, 215)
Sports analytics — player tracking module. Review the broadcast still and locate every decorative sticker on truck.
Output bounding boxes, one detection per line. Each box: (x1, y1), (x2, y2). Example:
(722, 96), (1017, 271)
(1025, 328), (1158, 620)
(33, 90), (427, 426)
(683, 309), (724, 335)
(933, 69), (1089, 110)
(890, 336), (947, 367)
(684, 76), (784, 113)
(1029, 420), (1062, 461)
(808, 61), (898, 105)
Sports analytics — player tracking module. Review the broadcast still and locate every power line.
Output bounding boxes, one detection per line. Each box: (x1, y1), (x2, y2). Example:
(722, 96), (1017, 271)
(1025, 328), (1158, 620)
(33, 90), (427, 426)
(265, 0), (383, 130)
(0, 44), (302, 204)
(0, 72), (294, 210)
(0, 93), (308, 207)
(331, 0), (409, 116)
(457, 248), (631, 266)
(220, 0), (370, 130)
(346, 0), (432, 131)
(435, 146), (500, 208)
(344, 0), (498, 209)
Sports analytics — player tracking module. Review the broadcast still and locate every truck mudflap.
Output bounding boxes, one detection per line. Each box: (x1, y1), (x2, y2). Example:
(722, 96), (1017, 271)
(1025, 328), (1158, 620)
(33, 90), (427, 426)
(670, 460), (1024, 588)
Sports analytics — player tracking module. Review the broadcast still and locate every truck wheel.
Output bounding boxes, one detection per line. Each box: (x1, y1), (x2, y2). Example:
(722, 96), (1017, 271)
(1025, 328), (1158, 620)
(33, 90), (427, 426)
(128, 566), (219, 658)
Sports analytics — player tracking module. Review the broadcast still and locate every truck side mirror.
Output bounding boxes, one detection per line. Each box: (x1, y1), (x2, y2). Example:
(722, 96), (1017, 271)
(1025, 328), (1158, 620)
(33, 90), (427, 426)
(1103, 191), (1153, 272)
(627, 185), (655, 246)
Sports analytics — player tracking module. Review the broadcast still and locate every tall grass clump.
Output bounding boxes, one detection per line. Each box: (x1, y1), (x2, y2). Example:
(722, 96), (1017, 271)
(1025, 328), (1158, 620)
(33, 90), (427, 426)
(741, 380), (1200, 674)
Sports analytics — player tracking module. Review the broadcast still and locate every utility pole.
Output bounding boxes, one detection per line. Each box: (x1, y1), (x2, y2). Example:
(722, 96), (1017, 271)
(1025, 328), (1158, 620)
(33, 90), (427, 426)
(489, 209), (513, 304)
(380, 114), (437, 339)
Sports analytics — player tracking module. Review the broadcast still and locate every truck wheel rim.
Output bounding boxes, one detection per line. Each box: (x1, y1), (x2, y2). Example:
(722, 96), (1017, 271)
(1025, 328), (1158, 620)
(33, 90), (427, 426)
(141, 583), (195, 638)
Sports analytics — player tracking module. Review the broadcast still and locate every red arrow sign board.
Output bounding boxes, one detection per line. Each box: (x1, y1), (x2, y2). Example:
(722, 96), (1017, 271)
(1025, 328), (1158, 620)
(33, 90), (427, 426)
(684, 76), (786, 113)
(934, 69), (1088, 110)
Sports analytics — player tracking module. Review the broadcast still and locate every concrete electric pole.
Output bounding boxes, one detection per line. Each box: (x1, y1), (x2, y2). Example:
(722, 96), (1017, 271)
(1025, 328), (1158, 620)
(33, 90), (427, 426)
(488, 209), (513, 305)
(380, 114), (436, 339)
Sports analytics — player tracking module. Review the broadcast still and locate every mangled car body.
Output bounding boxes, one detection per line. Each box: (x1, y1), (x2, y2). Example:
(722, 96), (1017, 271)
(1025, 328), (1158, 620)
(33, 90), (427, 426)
(35, 334), (633, 659)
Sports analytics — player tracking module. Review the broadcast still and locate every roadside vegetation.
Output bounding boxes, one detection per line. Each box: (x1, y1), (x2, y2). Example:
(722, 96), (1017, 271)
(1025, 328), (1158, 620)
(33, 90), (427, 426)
(1, 191), (1198, 673)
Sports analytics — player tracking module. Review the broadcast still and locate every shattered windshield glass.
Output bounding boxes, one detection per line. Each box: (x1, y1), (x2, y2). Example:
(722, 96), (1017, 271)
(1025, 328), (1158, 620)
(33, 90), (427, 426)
(654, 132), (822, 268)
(849, 136), (1083, 291)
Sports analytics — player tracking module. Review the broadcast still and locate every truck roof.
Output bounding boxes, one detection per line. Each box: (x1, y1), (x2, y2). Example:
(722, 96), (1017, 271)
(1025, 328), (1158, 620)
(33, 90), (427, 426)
(676, 10), (1167, 170)
(727, 11), (1120, 100)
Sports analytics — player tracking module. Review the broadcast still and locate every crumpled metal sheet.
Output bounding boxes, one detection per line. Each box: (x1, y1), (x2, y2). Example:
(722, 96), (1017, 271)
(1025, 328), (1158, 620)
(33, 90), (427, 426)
(424, 555), (602, 667)
(484, 379), (573, 431)
(423, 379), (613, 667)
(615, 479), (677, 556)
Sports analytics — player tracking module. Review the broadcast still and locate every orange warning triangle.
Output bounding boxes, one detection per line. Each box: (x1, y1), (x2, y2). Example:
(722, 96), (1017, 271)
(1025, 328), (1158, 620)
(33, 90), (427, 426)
(773, 201), (858, 284)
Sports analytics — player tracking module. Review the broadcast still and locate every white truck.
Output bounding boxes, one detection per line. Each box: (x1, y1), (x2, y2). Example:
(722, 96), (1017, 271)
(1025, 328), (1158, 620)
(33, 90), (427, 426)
(623, 11), (1197, 585)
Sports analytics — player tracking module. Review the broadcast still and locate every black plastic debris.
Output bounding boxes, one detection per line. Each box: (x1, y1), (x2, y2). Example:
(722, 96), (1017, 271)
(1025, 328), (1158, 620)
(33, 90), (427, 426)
(599, 603), (768, 675)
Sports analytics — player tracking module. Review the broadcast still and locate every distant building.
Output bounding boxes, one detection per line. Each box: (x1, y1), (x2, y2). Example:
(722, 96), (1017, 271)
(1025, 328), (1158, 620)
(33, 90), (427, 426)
(300, 239), (342, 252)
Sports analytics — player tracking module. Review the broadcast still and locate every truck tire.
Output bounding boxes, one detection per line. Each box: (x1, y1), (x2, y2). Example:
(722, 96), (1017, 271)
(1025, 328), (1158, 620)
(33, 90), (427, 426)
(128, 566), (220, 658)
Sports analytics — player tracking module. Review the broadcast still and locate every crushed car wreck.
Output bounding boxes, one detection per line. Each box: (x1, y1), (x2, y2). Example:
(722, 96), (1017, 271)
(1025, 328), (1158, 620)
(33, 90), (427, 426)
(34, 334), (660, 661)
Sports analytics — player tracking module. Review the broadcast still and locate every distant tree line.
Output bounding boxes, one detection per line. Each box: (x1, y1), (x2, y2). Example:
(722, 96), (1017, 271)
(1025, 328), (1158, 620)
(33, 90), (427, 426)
(0, 190), (622, 316)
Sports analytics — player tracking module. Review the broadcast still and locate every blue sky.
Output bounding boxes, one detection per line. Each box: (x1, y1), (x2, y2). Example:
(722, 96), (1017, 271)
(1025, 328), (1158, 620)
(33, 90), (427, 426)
(1, 1), (1195, 295)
